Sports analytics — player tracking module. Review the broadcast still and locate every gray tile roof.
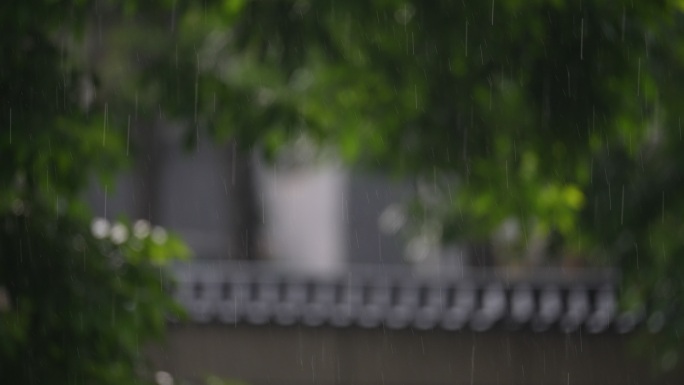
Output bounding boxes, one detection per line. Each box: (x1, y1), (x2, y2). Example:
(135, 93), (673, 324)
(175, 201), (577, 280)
(171, 261), (644, 333)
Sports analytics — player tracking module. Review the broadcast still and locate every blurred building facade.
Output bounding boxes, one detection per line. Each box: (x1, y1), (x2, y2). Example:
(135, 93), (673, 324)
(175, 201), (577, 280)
(88, 126), (673, 384)
(87, 124), (437, 271)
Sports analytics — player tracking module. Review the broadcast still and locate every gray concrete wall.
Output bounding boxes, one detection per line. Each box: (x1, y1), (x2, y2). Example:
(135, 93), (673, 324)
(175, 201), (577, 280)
(148, 324), (681, 385)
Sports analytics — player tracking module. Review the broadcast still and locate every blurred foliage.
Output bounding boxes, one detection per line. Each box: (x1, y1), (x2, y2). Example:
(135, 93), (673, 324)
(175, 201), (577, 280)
(0, 0), (190, 384)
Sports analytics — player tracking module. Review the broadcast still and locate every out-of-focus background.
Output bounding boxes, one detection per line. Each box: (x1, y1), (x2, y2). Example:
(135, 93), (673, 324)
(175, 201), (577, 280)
(3, 1), (684, 384)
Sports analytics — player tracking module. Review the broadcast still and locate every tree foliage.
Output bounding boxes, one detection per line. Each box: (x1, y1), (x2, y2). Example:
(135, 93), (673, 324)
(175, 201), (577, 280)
(0, 1), (189, 384)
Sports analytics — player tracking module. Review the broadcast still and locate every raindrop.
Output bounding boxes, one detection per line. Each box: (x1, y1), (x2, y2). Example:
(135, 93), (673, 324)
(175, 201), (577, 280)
(344, 198), (349, 224)
(0, 286), (12, 312)
(662, 191), (665, 223)
(580, 18), (584, 60)
(637, 58), (641, 96)
(102, 102), (108, 146)
(126, 115), (131, 156)
(465, 20), (469, 57)
(470, 345), (475, 385)
(414, 85), (418, 109)
(232, 141), (237, 185)
(620, 185), (624, 225)
(104, 184), (108, 219)
(195, 53), (200, 152)
(621, 6), (626, 42)
(634, 242), (639, 269)
(505, 160), (509, 189)
(171, 0), (176, 32)
(261, 192), (265, 224)
(491, 0), (495, 25)
(447, 180), (453, 203)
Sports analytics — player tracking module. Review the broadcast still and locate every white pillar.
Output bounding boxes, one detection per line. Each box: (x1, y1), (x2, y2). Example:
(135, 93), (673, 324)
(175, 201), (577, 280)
(257, 160), (347, 277)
